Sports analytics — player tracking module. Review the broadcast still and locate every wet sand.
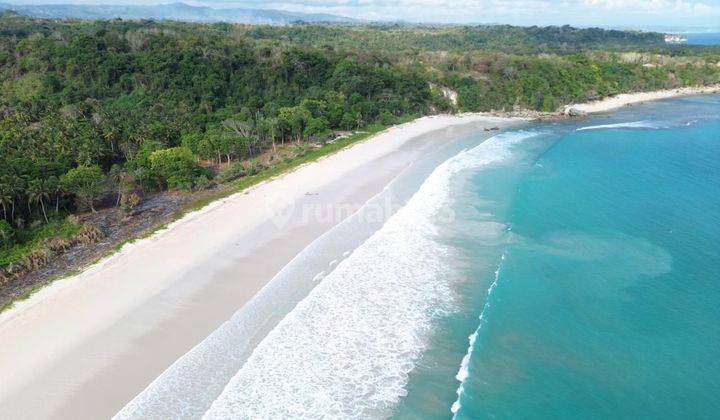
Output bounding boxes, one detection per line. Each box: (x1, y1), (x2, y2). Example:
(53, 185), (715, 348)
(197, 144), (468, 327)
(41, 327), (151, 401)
(0, 115), (520, 419)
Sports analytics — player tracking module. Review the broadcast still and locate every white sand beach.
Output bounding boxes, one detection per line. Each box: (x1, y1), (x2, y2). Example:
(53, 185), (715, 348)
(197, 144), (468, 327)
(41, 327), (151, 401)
(563, 84), (720, 114)
(0, 114), (521, 420)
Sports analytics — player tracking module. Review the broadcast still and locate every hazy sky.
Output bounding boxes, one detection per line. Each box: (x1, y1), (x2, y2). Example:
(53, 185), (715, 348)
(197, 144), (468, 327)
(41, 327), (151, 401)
(6, 0), (720, 29)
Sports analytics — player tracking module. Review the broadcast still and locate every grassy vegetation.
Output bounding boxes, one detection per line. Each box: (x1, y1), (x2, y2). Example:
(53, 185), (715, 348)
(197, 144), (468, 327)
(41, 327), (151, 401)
(0, 118), (406, 314)
(2, 13), (718, 244)
(115, 119), (403, 250)
(1, 11), (719, 310)
(0, 220), (80, 268)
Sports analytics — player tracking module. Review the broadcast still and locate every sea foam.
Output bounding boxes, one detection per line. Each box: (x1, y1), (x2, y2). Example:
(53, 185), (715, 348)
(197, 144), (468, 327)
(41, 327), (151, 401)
(202, 131), (540, 419)
(576, 121), (658, 131)
(451, 254), (505, 417)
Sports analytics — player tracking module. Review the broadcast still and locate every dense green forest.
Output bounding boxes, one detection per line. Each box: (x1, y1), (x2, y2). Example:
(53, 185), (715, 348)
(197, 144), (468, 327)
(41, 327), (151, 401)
(242, 24), (668, 54)
(0, 11), (719, 273)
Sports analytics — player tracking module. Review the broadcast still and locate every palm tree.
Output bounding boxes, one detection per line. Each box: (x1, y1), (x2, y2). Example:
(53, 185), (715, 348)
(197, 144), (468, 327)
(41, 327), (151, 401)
(0, 220), (13, 250)
(265, 117), (279, 154)
(0, 186), (10, 222)
(27, 179), (51, 224)
(8, 174), (24, 224)
(0, 176), (11, 221)
(46, 176), (62, 214)
(109, 164), (124, 206)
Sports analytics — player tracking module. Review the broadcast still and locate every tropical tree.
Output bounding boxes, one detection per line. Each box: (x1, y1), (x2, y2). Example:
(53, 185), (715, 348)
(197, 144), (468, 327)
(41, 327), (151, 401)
(148, 147), (202, 190)
(27, 179), (51, 223)
(0, 220), (14, 250)
(0, 184), (11, 222)
(46, 176), (62, 214)
(222, 119), (257, 157)
(278, 106), (311, 144)
(3, 173), (23, 228)
(60, 165), (105, 212)
(222, 118), (254, 138)
(258, 117), (280, 154)
(304, 117), (330, 140)
(6, 174), (24, 223)
(109, 164), (124, 206)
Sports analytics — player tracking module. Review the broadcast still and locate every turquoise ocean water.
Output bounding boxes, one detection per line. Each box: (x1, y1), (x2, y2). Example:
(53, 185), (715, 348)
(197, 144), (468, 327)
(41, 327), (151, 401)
(397, 95), (720, 419)
(117, 95), (719, 419)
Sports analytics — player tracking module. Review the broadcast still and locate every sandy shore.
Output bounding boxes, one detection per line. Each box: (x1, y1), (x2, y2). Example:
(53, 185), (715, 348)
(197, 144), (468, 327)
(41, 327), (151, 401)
(562, 84), (720, 114)
(0, 114), (521, 419)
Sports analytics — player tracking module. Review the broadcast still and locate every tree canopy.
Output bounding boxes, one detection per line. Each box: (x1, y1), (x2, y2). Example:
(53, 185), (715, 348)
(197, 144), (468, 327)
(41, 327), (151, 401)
(0, 12), (718, 248)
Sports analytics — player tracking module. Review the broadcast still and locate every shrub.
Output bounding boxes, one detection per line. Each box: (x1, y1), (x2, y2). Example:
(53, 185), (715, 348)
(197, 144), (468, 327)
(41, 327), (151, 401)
(60, 165), (105, 212)
(193, 175), (211, 191)
(180, 132), (204, 155)
(148, 147), (203, 190)
(74, 223), (104, 245)
(120, 192), (141, 212)
(41, 237), (72, 252)
(246, 160), (267, 176)
(379, 110), (397, 125)
(217, 163), (247, 183)
(19, 247), (53, 271)
(304, 117), (330, 139)
(128, 141), (164, 170)
(292, 144), (311, 159)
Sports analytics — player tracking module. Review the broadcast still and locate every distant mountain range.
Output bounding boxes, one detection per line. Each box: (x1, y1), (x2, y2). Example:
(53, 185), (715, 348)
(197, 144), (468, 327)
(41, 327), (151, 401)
(0, 2), (358, 24)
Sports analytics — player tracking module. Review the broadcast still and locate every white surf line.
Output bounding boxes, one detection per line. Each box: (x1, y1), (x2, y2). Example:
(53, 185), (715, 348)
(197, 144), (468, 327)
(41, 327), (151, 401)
(114, 141), (430, 420)
(202, 131), (541, 419)
(451, 253), (506, 417)
(577, 120), (657, 131)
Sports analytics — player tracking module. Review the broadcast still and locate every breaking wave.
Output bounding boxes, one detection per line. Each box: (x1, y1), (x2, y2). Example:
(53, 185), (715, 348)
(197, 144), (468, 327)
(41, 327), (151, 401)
(202, 131), (541, 419)
(577, 121), (659, 131)
(450, 255), (504, 417)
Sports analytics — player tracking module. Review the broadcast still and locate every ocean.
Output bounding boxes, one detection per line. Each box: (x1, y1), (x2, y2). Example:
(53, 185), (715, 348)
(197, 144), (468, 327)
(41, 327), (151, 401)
(116, 95), (720, 419)
(684, 32), (720, 45)
(403, 95), (720, 419)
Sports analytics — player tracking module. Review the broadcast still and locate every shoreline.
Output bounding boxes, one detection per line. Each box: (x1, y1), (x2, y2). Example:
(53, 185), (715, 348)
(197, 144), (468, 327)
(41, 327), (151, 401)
(3, 85), (718, 314)
(0, 113), (523, 419)
(0, 124), (400, 314)
(562, 84), (720, 115)
(1, 87), (718, 419)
